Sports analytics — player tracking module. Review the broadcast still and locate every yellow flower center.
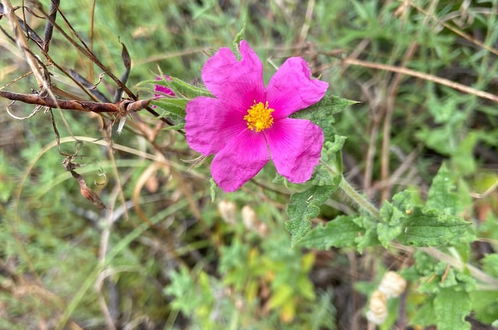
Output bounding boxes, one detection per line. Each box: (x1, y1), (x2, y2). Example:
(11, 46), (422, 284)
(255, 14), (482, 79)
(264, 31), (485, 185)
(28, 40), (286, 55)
(243, 101), (274, 132)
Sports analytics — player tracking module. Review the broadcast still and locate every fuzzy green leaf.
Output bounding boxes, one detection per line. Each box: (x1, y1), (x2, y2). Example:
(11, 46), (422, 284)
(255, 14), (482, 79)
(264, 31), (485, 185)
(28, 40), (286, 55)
(482, 254), (498, 278)
(412, 299), (436, 327)
(434, 288), (471, 330)
(152, 98), (188, 119)
(154, 77), (211, 98)
(377, 202), (404, 247)
(311, 136), (347, 186)
(298, 216), (363, 249)
(398, 208), (474, 247)
(470, 290), (498, 324)
(351, 216), (380, 251)
(293, 94), (357, 142)
(287, 185), (337, 245)
(427, 164), (459, 215)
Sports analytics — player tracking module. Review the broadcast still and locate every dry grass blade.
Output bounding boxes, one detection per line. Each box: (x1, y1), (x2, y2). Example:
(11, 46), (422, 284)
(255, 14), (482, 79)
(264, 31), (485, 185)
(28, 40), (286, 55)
(343, 58), (498, 103)
(1, 0), (50, 92)
(406, 0), (498, 57)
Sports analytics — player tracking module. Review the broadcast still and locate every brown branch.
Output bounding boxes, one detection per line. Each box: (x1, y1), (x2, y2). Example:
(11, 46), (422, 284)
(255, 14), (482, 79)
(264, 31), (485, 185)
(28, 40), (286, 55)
(42, 0), (60, 52)
(0, 90), (151, 113)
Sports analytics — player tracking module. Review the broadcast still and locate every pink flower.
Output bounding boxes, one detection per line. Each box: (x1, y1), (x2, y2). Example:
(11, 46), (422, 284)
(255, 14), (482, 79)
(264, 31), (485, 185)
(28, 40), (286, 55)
(154, 75), (175, 98)
(186, 41), (328, 192)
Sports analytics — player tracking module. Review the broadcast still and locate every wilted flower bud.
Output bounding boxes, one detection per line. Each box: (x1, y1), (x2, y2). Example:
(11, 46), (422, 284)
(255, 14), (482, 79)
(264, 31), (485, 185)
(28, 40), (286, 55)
(242, 205), (257, 229)
(218, 200), (237, 224)
(366, 290), (388, 325)
(242, 206), (269, 237)
(378, 271), (407, 298)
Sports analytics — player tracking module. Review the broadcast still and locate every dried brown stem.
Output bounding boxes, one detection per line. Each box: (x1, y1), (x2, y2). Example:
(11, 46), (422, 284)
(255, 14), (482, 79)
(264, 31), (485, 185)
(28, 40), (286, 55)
(0, 90), (151, 113)
(343, 58), (498, 103)
(43, 0), (59, 51)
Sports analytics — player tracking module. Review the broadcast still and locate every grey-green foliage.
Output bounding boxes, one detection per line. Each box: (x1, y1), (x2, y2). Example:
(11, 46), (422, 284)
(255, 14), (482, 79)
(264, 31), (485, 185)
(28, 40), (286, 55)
(397, 208), (474, 247)
(286, 95), (355, 244)
(426, 163), (461, 215)
(287, 185), (337, 245)
(293, 94), (357, 142)
(434, 288), (471, 330)
(298, 163), (475, 251)
(298, 215), (363, 249)
(398, 163), (474, 246)
(311, 136), (347, 186)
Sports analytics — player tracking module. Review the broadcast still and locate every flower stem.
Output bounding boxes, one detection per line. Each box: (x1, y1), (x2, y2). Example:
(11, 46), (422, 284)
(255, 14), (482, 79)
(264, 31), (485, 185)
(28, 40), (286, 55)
(339, 177), (380, 218)
(322, 160), (380, 216)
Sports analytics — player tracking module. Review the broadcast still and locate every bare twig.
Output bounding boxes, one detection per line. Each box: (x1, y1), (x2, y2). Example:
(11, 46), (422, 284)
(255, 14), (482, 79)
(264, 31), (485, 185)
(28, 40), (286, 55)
(42, 0), (60, 52)
(342, 58), (498, 103)
(68, 70), (111, 102)
(0, 90), (151, 113)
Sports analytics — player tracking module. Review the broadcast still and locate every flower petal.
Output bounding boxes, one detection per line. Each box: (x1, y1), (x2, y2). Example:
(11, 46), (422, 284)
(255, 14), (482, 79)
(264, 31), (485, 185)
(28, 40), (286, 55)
(186, 97), (246, 156)
(267, 57), (328, 118)
(267, 118), (323, 183)
(154, 75), (175, 97)
(211, 130), (270, 192)
(202, 40), (265, 111)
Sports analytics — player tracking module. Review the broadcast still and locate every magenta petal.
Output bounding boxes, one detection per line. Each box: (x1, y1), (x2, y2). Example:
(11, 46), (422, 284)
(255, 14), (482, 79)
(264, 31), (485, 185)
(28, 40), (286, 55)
(202, 40), (265, 111)
(267, 118), (323, 183)
(154, 75), (175, 97)
(186, 97), (246, 156)
(211, 130), (270, 192)
(267, 57), (328, 118)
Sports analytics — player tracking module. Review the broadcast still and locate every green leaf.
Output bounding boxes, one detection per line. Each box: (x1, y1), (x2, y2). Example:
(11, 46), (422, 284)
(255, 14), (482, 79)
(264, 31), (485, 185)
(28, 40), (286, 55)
(482, 254), (498, 278)
(161, 123), (185, 131)
(416, 126), (456, 155)
(452, 132), (479, 175)
(154, 77), (211, 98)
(298, 216), (364, 249)
(434, 288), (471, 330)
(232, 21), (246, 51)
(152, 98), (188, 119)
(311, 136), (347, 186)
(391, 187), (423, 211)
(412, 299), (436, 327)
(397, 208), (474, 247)
(351, 216), (380, 251)
(293, 94), (357, 142)
(471, 290), (498, 324)
(427, 164), (459, 215)
(286, 185), (337, 245)
(377, 202), (404, 248)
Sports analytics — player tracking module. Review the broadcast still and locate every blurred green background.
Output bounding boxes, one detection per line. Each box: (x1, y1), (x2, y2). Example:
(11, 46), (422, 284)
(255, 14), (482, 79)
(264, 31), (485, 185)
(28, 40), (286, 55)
(1, 0), (497, 329)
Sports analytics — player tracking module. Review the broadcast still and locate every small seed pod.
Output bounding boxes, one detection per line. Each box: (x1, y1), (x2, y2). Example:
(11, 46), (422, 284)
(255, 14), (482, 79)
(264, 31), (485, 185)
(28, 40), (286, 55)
(366, 290), (388, 325)
(378, 271), (407, 298)
(218, 200), (237, 224)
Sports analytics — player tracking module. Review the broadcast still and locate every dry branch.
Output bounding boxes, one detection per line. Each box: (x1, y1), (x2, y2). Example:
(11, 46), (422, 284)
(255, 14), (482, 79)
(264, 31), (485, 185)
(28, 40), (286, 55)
(0, 90), (151, 113)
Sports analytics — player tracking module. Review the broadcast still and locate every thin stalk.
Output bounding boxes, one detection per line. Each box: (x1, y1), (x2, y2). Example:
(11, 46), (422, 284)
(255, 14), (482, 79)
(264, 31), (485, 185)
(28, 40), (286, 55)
(339, 177), (380, 218)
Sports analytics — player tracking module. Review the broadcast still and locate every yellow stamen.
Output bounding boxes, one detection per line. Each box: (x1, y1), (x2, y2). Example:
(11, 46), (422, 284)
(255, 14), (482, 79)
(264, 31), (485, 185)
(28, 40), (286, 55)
(244, 101), (274, 132)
